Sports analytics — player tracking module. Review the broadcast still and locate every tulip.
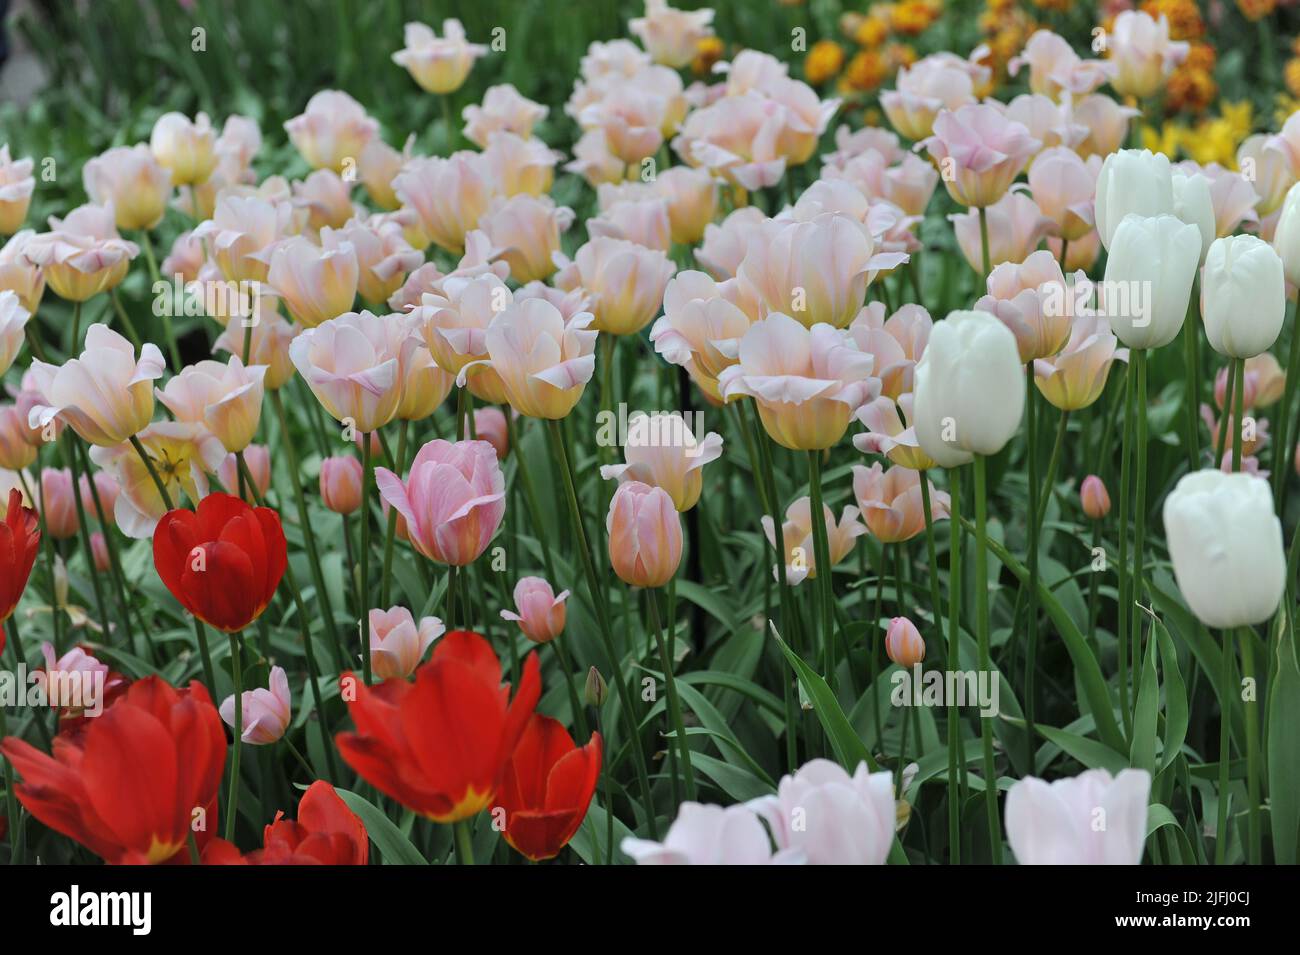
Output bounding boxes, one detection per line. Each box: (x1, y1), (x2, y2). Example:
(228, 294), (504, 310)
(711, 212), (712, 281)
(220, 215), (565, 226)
(157, 356), (267, 453)
(392, 154), (497, 255)
(477, 194), (573, 284)
(1201, 235), (1285, 360)
(82, 145), (172, 231)
(415, 272), (512, 406)
(761, 496), (865, 585)
(211, 311), (298, 391)
(463, 84), (548, 148)
(853, 393), (935, 470)
(589, 195), (672, 251)
(584, 666), (607, 707)
(696, 206), (767, 280)
(472, 406), (509, 459)
(161, 230), (205, 284)
(0, 145), (34, 234)
(881, 53), (983, 142)
(600, 411), (723, 511)
(220, 665), (291, 745)
(1107, 10), (1188, 99)
(1072, 94), (1139, 160)
(284, 90), (379, 172)
(1240, 134), (1295, 218)
(719, 313), (880, 451)
(1005, 768), (1151, 865)
(192, 193), (295, 284)
(554, 237), (675, 336)
(375, 438), (505, 566)
(205, 781), (368, 865)
(365, 606), (443, 681)
(1047, 231), (1101, 274)
(913, 310), (1025, 468)
(649, 270), (753, 403)
(1101, 214), (1200, 350)
(1171, 170), (1215, 263)
(289, 310), (417, 433)
(291, 169), (355, 233)
(392, 19), (486, 94)
(853, 463), (949, 543)
(655, 166), (719, 245)
(921, 104), (1039, 209)
(1007, 30), (1115, 99)
(1094, 149), (1176, 251)
(500, 576), (569, 644)
(266, 234), (358, 329)
(89, 531), (110, 573)
(150, 112), (218, 186)
(1218, 353), (1286, 409)
(884, 616), (926, 667)
(0, 405), (36, 470)
(1271, 181), (1300, 285)
(949, 190), (1052, 274)
(0, 230), (46, 312)
(337, 630), (540, 822)
(39, 467), (78, 540)
(737, 212), (906, 330)
(630, 0), (714, 68)
(481, 131), (559, 198)
(748, 759), (896, 865)
(623, 800), (795, 864)
(0, 676), (225, 864)
(1080, 475), (1111, 519)
(1033, 314), (1127, 412)
(974, 250), (1073, 363)
(467, 297), (598, 419)
(1193, 165), (1260, 239)
(671, 91), (788, 191)
(607, 481), (682, 588)
(320, 455), (364, 515)
(1163, 470), (1286, 629)
(494, 714), (601, 861)
(217, 445), (270, 504)
(0, 488), (39, 628)
(26, 324), (165, 446)
(1027, 147), (1100, 242)
(20, 204), (139, 302)
(0, 288), (28, 378)
(153, 492), (288, 632)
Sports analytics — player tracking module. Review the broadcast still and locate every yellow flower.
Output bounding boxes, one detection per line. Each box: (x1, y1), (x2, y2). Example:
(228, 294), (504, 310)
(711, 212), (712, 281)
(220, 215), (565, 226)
(1237, 0), (1278, 22)
(1142, 122), (1184, 160)
(804, 39), (845, 86)
(853, 16), (889, 47)
(890, 0), (937, 36)
(1287, 59), (1300, 100)
(844, 49), (889, 91)
(691, 36), (724, 76)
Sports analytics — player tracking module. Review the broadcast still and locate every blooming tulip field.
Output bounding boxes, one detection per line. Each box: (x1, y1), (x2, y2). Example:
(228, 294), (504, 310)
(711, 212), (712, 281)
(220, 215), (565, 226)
(1, 0), (1300, 886)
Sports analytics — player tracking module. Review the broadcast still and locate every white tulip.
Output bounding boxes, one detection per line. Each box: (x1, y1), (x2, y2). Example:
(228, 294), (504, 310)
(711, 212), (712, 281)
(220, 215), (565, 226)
(1202, 234), (1285, 359)
(1270, 180), (1300, 287)
(1095, 149), (1176, 251)
(1006, 769), (1151, 865)
(1162, 470), (1286, 629)
(1102, 213), (1200, 350)
(1171, 170), (1214, 263)
(913, 310), (1025, 468)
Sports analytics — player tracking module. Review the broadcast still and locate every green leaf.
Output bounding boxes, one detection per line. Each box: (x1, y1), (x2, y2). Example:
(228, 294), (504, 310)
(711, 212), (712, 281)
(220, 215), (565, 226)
(1130, 617), (1159, 773)
(1267, 610), (1300, 864)
(1153, 615), (1188, 775)
(335, 789), (429, 865)
(1033, 723), (1128, 775)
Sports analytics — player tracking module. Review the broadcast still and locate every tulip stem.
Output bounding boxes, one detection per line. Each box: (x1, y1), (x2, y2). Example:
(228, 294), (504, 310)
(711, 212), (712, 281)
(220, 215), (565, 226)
(70, 301), (81, 356)
(648, 587), (696, 801)
(1182, 295), (1201, 473)
(1239, 628), (1261, 865)
(129, 435), (173, 509)
(225, 629), (244, 841)
(1273, 300), (1299, 510)
(454, 819), (474, 865)
(109, 289), (143, 350)
(19, 468), (61, 653)
(1215, 359), (1235, 466)
(1230, 356), (1245, 474)
(1057, 238), (1069, 271)
(139, 231), (181, 372)
(76, 439), (137, 653)
(946, 465), (963, 864)
(0, 671), (22, 861)
(977, 206), (991, 279)
(806, 451), (836, 690)
(269, 390), (346, 673)
(1024, 365), (1040, 770)
(972, 456), (1001, 862)
(918, 473), (946, 653)
(506, 414), (556, 581)
(1131, 349), (1150, 724)
(545, 417), (658, 839)
(380, 420), (408, 608)
(1116, 351), (1134, 736)
(1215, 630), (1233, 865)
(63, 433), (109, 634)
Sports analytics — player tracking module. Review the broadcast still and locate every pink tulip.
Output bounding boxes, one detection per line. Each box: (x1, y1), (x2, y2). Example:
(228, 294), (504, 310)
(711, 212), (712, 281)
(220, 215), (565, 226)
(949, 190), (1052, 274)
(762, 496), (865, 586)
(922, 104), (1040, 209)
(211, 311), (298, 391)
(1176, 161), (1261, 238)
(672, 91), (789, 190)
(654, 166), (719, 245)
(600, 411), (724, 511)
(0, 145), (34, 235)
(463, 84), (547, 148)
(554, 236), (675, 336)
(217, 445), (271, 504)
(375, 438), (505, 566)
(0, 230), (47, 313)
(156, 356), (267, 453)
(500, 576), (570, 643)
(415, 271), (513, 406)
(1034, 314), (1127, 412)
(21, 204), (139, 302)
(477, 194), (574, 283)
(1107, 11), (1189, 99)
(78, 470), (120, 523)
(284, 90), (379, 172)
(320, 456), (364, 515)
(1007, 30), (1115, 99)
(1000, 94), (1087, 154)
(392, 19), (487, 94)
(481, 131), (560, 198)
(650, 270), (754, 403)
(853, 393), (935, 470)
(220, 665), (292, 745)
(696, 206), (767, 280)
(82, 145), (172, 231)
(1028, 147), (1101, 241)
(90, 532), (110, 573)
(1238, 134), (1294, 218)
(266, 233), (358, 329)
(150, 111), (218, 186)
(607, 481), (683, 588)
(630, 0), (714, 69)
(291, 169), (356, 233)
(161, 230), (205, 284)
(41, 643), (111, 716)
(847, 303), (933, 399)
(1080, 475), (1111, 519)
(853, 463), (949, 544)
(885, 616), (926, 667)
(39, 467), (78, 540)
(881, 52), (985, 142)
(822, 148), (939, 218)
(589, 195), (672, 251)
(0, 289), (28, 381)
(191, 193), (296, 284)
(393, 153), (497, 255)
(472, 407), (510, 459)
(1047, 230), (1101, 273)
(975, 250), (1074, 363)
(0, 404), (35, 470)
(1005, 768), (1151, 865)
(368, 606), (445, 680)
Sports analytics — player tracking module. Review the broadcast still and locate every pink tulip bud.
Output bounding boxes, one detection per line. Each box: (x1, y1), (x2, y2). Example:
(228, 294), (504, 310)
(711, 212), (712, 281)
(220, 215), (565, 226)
(90, 531), (110, 574)
(41, 642), (110, 717)
(607, 481), (682, 588)
(40, 467), (79, 540)
(78, 470), (119, 524)
(1080, 475), (1111, 520)
(473, 406), (510, 459)
(500, 576), (569, 643)
(368, 606), (445, 680)
(219, 665), (292, 745)
(218, 446), (271, 504)
(320, 456), (364, 515)
(885, 616), (926, 667)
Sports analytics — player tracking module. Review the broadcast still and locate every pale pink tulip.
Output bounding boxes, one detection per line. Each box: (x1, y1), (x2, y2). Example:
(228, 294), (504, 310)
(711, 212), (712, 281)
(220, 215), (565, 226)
(477, 194), (573, 284)
(463, 84), (547, 148)
(157, 356), (267, 453)
(622, 802), (798, 865)
(762, 496), (865, 585)
(564, 128), (628, 187)
(292, 169), (356, 232)
(696, 206), (768, 280)
(1080, 475), (1111, 519)
(1000, 94), (1087, 154)
(82, 145), (172, 231)
(393, 153), (497, 255)
(600, 412), (723, 512)
(392, 19), (486, 94)
(1239, 134), (1295, 218)
(853, 463), (949, 543)
(220, 665), (292, 745)
(41, 643), (111, 716)
(472, 406), (510, 459)
(40, 467), (78, 540)
(369, 607), (445, 679)
(554, 236), (675, 336)
(1034, 313), (1127, 411)
(21, 204), (139, 302)
(821, 149), (939, 218)
(975, 250), (1074, 362)
(672, 91), (788, 190)
(1047, 230), (1101, 273)
(853, 393), (935, 470)
(0, 404), (35, 470)
(320, 455), (364, 515)
(607, 480), (682, 588)
(284, 90), (378, 172)
(1107, 11), (1188, 99)
(1176, 162), (1260, 238)
(415, 272), (512, 406)
(650, 270), (754, 403)
(630, 0), (714, 69)
(881, 52), (985, 141)
(90, 532), (110, 574)
(375, 438), (505, 566)
(336, 216), (423, 306)
(394, 315), (454, 421)
(654, 166), (719, 245)
(847, 302), (932, 399)
(0, 230), (46, 313)
(1005, 768), (1151, 865)
(211, 310), (298, 391)
(0, 145), (35, 234)
(0, 288), (28, 378)
(589, 196), (672, 251)
(481, 131), (560, 198)
(949, 190), (1052, 273)
(1028, 147), (1100, 241)
(79, 470), (120, 525)
(191, 193), (296, 284)
(150, 111), (217, 186)
(500, 577), (570, 643)
(922, 104), (1040, 209)
(1007, 30), (1116, 99)
(885, 616), (926, 667)
(266, 233), (358, 329)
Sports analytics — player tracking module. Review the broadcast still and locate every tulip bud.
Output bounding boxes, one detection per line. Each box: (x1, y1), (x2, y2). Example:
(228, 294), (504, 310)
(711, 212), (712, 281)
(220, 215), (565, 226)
(40, 467), (79, 540)
(500, 576), (569, 644)
(585, 666), (608, 708)
(1171, 171), (1214, 264)
(1201, 234), (1286, 360)
(472, 407), (510, 459)
(219, 665), (292, 745)
(884, 617), (925, 667)
(90, 531), (110, 574)
(1272, 181), (1300, 286)
(320, 456), (364, 515)
(1095, 149), (1176, 251)
(1080, 475), (1111, 519)
(150, 112), (218, 186)
(1006, 768), (1152, 865)
(1101, 214), (1200, 350)
(368, 606), (445, 680)
(1162, 470), (1286, 629)
(607, 481), (683, 588)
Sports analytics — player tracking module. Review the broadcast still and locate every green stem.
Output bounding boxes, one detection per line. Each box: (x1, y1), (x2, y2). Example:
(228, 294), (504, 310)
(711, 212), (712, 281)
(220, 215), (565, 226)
(1116, 351), (1134, 734)
(1239, 628), (1261, 865)
(110, 289), (143, 350)
(1035, 409), (1068, 533)
(63, 433), (109, 632)
(1183, 298), (1201, 473)
(70, 301), (82, 355)
(1216, 630), (1233, 865)
(648, 588), (695, 800)
(1230, 356), (1245, 474)
(1024, 365), (1040, 768)
(454, 819), (474, 865)
(380, 420), (409, 608)
(1131, 349), (1149, 726)
(946, 465), (963, 864)
(1215, 359), (1235, 467)
(1273, 300), (1299, 510)
(77, 440), (137, 653)
(506, 414), (556, 580)
(972, 457), (1001, 862)
(806, 450), (836, 691)
(130, 435), (173, 509)
(140, 231), (181, 372)
(224, 630), (243, 840)
(978, 205), (991, 278)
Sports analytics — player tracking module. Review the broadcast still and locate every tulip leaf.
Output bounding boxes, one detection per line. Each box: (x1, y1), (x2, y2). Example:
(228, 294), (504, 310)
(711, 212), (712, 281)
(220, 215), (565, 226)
(335, 788), (429, 865)
(1267, 610), (1300, 864)
(1145, 803), (1197, 864)
(1026, 722), (1128, 776)
(960, 519), (1126, 754)
(1153, 615), (1189, 775)
(1130, 615), (1159, 773)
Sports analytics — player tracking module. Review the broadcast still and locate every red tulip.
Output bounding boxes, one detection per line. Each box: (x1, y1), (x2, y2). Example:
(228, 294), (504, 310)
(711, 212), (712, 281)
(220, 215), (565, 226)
(202, 781), (369, 865)
(336, 630), (540, 823)
(0, 676), (226, 864)
(495, 714), (602, 861)
(0, 487), (40, 647)
(152, 492), (287, 632)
